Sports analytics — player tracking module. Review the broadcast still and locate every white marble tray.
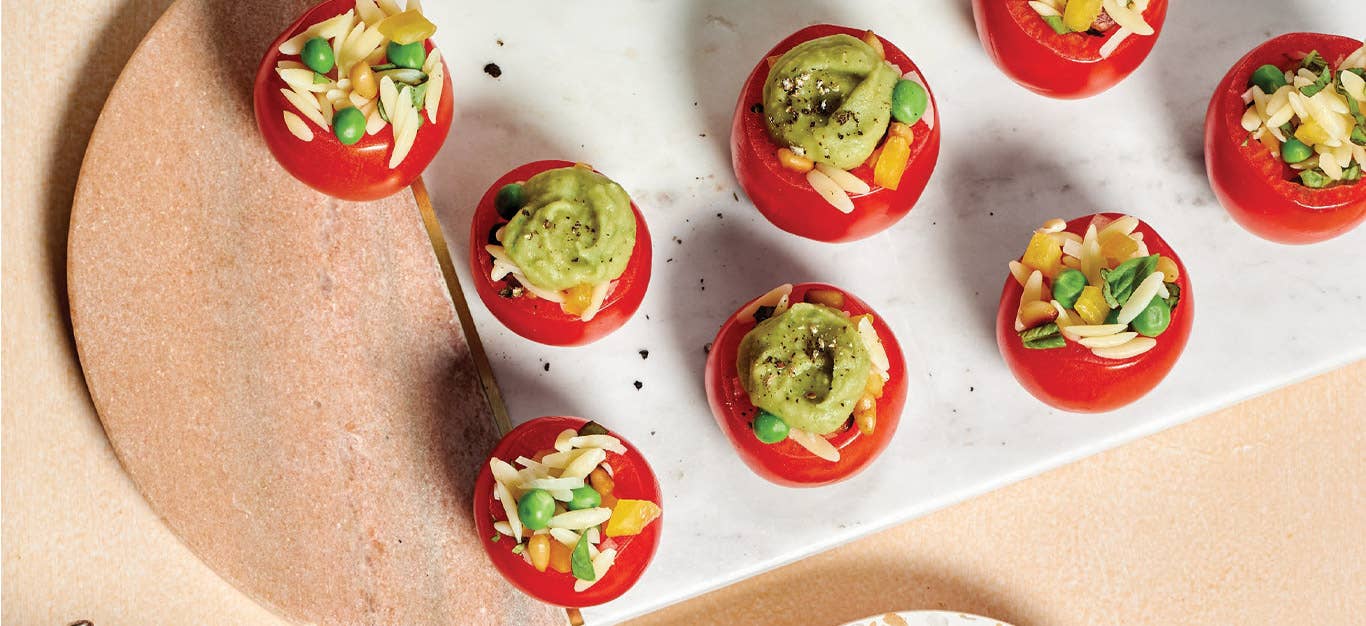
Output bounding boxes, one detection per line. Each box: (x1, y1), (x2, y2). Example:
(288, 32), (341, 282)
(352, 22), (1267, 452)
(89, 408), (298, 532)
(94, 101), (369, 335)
(419, 1), (1366, 623)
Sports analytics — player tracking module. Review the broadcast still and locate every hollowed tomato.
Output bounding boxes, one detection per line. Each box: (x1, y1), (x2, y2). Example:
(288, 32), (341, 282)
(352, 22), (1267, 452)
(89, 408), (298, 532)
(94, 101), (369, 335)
(971, 0), (1168, 99)
(730, 25), (941, 243)
(1204, 32), (1366, 245)
(995, 213), (1193, 413)
(254, 0), (454, 201)
(704, 283), (908, 487)
(473, 416), (662, 608)
(469, 160), (652, 346)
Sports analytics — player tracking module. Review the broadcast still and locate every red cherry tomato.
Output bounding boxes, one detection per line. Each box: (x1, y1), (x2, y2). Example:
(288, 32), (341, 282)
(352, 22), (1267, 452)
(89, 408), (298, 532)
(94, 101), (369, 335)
(473, 416), (662, 608)
(995, 214), (1193, 413)
(971, 0), (1168, 99)
(253, 0), (454, 201)
(1204, 33), (1366, 245)
(469, 160), (652, 346)
(730, 25), (941, 243)
(704, 283), (908, 487)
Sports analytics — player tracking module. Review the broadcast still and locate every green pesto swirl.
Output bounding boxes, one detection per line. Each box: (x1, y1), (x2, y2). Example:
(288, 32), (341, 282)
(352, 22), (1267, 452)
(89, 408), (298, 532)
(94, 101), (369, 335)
(502, 166), (636, 291)
(763, 34), (899, 169)
(737, 303), (872, 435)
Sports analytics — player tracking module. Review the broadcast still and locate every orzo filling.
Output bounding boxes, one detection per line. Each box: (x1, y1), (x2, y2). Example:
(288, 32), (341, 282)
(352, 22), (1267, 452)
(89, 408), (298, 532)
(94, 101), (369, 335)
(487, 422), (661, 592)
(1027, 0), (1156, 59)
(1239, 43), (1366, 189)
(1009, 216), (1181, 360)
(273, 0), (444, 168)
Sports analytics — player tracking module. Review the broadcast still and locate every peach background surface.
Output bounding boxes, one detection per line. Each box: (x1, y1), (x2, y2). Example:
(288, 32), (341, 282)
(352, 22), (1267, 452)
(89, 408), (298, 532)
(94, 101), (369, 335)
(3, 1), (1362, 625)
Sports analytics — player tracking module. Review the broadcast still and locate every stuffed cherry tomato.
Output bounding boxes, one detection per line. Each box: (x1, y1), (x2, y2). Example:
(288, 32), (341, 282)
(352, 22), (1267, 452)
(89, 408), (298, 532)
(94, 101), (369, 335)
(470, 160), (651, 346)
(474, 416), (662, 608)
(731, 25), (940, 243)
(996, 214), (1193, 413)
(704, 283), (907, 487)
(254, 0), (454, 200)
(1204, 34), (1366, 245)
(971, 0), (1168, 99)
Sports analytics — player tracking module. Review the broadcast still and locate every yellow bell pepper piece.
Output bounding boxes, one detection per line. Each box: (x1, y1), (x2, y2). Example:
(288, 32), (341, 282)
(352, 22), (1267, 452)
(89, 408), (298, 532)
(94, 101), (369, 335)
(873, 135), (910, 190)
(1073, 286), (1111, 326)
(1293, 119), (1330, 148)
(1021, 232), (1063, 277)
(1257, 126), (1282, 157)
(1063, 0), (1104, 32)
(864, 370), (885, 399)
(561, 284), (595, 316)
(605, 499), (662, 537)
(378, 9), (436, 46)
(1098, 229), (1138, 266)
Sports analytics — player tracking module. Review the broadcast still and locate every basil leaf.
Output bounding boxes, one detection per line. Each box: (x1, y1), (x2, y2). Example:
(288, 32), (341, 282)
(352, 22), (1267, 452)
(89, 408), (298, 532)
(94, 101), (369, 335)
(1300, 50), (1327, 74)
(1100, 268), (1120, 308)
(1300, 169), (1332, 188)
(1042, 14), (1069, 35)
(490, 533), (501, 542)
(1343, 85), (1362, 117)
(1300, 68), (1332, 97)
(511, 543), (525, 555)
(1104, 255), (1159, 307)
(313, 72), (330, 84)
(377, 97), (389, 123)
(1351, 125), (1366, 147)
(1025, 335), (1066, 350)
(571, 532), (596, 581)
(1164, 283), (1182, 312)
(577, 421), (610, 437)
(1020, 323), (1060, 342)
(1020, 323), (1065, 350)
(411, 79), (430, 108)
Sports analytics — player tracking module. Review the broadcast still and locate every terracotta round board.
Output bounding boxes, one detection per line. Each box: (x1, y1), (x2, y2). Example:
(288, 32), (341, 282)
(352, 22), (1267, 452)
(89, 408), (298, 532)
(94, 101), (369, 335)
(66, 1), (562, 624)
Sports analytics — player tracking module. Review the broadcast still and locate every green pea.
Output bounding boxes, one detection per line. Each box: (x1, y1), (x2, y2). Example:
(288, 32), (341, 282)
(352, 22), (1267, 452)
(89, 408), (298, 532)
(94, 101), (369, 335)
(1281, 138), (1313, 163)
(495, 183), (525, 219)
(891, 79), (928, 126)
(516, 489), (556, 530)
(1051, 269), (1088, 309)
(1130, 295), (1171, 337)
(332, 107), (366, 145)
(301, 37), (335, 74)
(567, 486), (601, 511)
(1249, 64), (1287, 94)
(387, 41), (426, 70)
(752, 410), (789, 444)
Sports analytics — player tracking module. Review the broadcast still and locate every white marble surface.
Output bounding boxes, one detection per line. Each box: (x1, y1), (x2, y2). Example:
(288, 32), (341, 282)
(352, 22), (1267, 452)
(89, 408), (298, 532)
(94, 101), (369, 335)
(419, 1), (1366, 624)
